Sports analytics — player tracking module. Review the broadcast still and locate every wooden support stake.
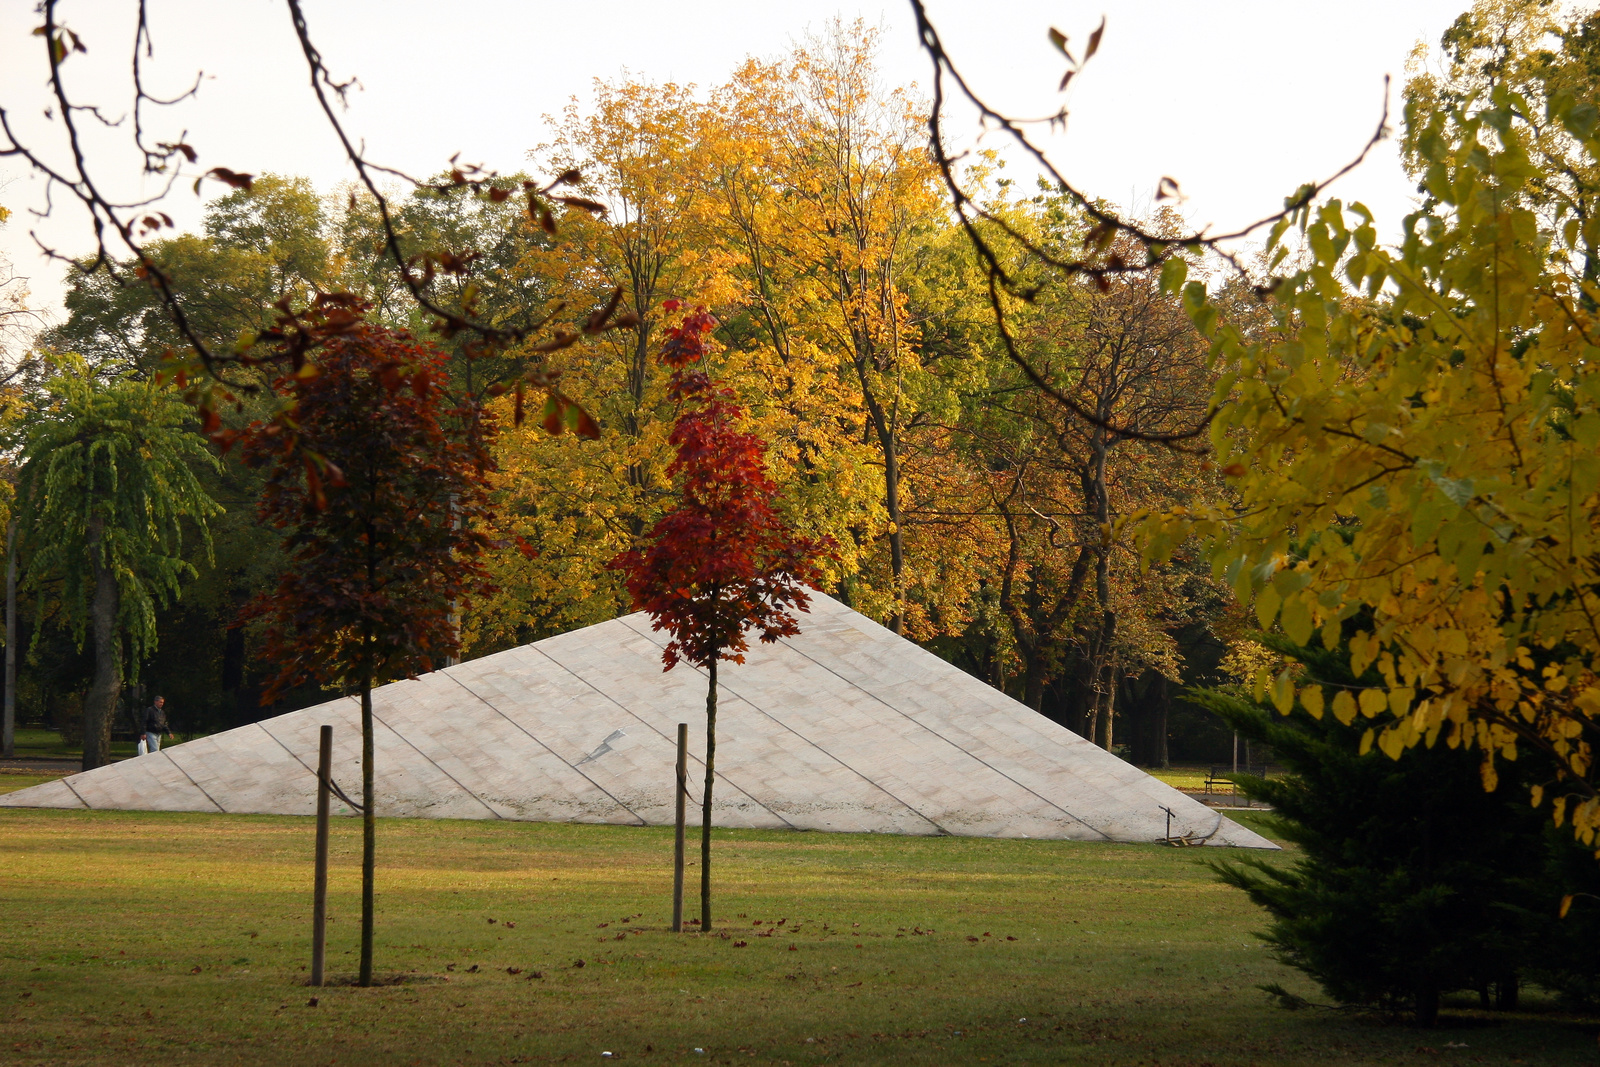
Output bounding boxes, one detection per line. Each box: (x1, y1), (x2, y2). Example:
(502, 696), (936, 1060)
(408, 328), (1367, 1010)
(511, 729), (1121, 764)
(311, 724), (332, 986)
(3, 520), (15, 760)
(672, 722), (687, 933)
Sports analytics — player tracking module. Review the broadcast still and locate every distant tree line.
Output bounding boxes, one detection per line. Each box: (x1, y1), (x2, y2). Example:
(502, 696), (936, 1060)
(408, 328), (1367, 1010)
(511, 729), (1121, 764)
(6, 22), (1249, 762)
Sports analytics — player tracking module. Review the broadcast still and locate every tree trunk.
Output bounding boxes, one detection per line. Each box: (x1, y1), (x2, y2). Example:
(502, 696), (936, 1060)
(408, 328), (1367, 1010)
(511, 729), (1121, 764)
(1414, 980), (1439, 1027)
(861, 388), (905, 634)
(83, 517), (120, 772)
(1156, 674), (1170, 769)
(700, 658), (717, 932)
(1102, 669), (1116, 751)
(882, 445), (904, 635)
(359, 671), (376, 987)
(673, 722), (687, 933)
(624, 319), (654, 538)
(1089, 428), (1117, 752)
(1079, 661), (1099, 745)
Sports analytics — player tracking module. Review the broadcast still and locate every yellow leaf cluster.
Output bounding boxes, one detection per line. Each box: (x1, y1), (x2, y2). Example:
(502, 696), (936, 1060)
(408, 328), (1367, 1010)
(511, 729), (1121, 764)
(1143, 9), (1600, 841)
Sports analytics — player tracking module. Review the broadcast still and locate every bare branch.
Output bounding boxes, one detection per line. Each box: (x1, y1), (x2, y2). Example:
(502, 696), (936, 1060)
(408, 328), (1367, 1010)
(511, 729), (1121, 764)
(908, 0), (1389, 447)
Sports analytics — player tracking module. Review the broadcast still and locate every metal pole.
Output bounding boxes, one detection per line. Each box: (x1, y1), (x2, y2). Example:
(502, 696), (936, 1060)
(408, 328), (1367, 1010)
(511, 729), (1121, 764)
(672, 722), (687, 933)
(1232, 732), (1239, 807)
(311, 724), (332, 986)
(1243, 739), (1252, 808)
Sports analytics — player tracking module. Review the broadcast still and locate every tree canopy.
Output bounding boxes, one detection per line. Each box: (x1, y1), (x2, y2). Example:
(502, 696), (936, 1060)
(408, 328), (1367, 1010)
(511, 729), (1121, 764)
(1143, 0), (1600, 841)
(16, 361), (221, 767)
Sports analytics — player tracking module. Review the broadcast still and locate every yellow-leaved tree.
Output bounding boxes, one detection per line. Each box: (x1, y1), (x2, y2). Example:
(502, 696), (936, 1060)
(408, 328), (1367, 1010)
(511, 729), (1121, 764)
(1144, 0), (1600, 841)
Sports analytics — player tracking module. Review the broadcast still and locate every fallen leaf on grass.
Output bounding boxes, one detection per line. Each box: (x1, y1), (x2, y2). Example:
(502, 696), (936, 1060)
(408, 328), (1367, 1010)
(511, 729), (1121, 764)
(506, 967), (522, 975)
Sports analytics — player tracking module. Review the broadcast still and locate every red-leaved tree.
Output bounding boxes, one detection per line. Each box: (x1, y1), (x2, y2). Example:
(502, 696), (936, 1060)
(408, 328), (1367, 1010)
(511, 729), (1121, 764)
(609, 303), (831, 932)
(239, 321), (494, 986)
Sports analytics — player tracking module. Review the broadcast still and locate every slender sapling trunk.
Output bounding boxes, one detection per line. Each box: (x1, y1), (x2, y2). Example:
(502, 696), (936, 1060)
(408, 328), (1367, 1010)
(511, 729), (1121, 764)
(673, 722), (687, 933)
(83, 517), (120, 772)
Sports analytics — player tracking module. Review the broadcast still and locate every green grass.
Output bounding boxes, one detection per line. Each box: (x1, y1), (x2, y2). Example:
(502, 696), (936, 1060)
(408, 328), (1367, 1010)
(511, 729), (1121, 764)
(0, 772), (62, 795)
(9, 727), (141, 762)
(1142, 763), (1216, 792)
(1, 807), (1592, 1065)
(1144, 763), (1287, 794)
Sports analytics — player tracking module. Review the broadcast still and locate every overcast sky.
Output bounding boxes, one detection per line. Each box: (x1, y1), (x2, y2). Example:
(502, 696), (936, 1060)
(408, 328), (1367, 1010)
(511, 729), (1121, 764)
(1, 0), (1473, 324)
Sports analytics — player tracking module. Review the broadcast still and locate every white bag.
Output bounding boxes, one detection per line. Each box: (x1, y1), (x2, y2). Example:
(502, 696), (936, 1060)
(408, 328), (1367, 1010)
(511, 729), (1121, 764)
(136, 737), (148, 756)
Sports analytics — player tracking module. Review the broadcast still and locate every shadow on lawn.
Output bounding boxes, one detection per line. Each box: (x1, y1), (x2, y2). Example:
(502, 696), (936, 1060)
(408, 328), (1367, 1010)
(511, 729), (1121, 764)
(308, 973), (450, 987)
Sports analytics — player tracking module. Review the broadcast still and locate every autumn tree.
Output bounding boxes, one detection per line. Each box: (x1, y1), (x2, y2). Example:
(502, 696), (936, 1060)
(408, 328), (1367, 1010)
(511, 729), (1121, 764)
(538, 79), (726, 498)
(917, 187), (1220, 749)
(44, 176), (331, 377)
(331, 175), (563, 384)
(1017, 223), (1212, 747)
(696, 52), (900, 609)
(15, 360), (221, 769)
(751, 24), (943, 632)
(1141, 0), (1600, 842)
(239, 318), (494, 986)
(609, 305), (829, 932)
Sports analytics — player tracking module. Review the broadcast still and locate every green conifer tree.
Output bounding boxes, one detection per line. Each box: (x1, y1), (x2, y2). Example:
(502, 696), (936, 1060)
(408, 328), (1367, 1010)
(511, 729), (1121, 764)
(1191, 632), (1548, 1026)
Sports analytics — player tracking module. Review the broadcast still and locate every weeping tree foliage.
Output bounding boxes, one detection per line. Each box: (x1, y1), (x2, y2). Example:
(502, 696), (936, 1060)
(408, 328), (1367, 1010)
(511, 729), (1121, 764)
(16, 358), (222, 770)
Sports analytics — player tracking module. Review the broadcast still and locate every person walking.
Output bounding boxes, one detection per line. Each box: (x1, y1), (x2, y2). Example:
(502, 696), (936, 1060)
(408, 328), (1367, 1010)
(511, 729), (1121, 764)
(142, 695), (170, 754)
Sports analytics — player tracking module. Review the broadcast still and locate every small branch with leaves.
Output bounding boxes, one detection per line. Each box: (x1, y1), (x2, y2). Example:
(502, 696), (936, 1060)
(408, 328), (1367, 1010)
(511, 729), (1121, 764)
(907, 0), (1391, 448)
(3, 0), (633, 455)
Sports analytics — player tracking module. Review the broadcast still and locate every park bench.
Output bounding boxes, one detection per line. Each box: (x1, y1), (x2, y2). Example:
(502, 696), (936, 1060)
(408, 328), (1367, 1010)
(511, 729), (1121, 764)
(1204, 763), (1273, 796)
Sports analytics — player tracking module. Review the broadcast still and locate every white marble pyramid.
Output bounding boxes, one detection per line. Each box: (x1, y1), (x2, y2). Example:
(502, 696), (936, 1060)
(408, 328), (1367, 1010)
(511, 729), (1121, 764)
(0, 593), (1275, 848)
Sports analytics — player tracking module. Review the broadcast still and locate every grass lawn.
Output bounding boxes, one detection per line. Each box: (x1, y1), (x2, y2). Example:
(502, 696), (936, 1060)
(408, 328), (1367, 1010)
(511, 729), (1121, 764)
(0, 773), (62, 795)
(1141, 763), (1217, 792)
(1, 807), (1593, 1066)
(9, 727), (141, 763)
(1143, 764), (1287, 795)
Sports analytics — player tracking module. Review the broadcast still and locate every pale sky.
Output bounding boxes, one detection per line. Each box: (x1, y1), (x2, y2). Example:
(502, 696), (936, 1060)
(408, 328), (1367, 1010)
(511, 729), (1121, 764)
(1, 1), (1472, 326)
